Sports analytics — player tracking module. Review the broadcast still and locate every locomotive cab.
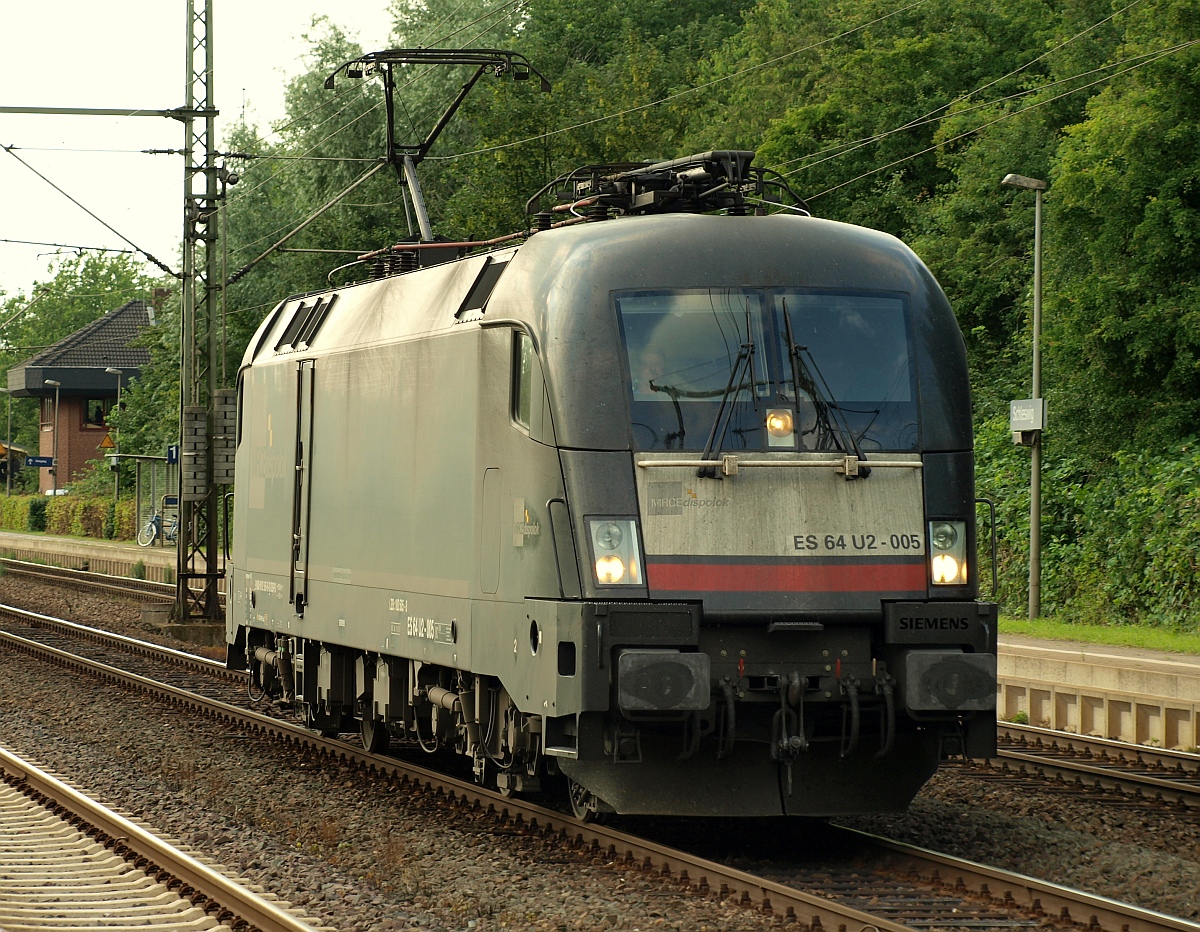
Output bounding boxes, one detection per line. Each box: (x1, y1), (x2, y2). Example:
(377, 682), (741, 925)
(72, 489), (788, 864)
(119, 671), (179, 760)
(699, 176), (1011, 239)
(486, 212), (996, 817)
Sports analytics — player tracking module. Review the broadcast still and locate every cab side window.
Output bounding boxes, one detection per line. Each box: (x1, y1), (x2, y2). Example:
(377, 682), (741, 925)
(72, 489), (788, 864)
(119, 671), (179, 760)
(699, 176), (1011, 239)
(513, 331), (534, 429)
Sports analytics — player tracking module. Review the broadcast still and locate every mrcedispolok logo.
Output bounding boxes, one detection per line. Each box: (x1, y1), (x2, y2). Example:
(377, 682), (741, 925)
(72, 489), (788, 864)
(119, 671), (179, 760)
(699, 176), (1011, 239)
(647, 482), (731, 516)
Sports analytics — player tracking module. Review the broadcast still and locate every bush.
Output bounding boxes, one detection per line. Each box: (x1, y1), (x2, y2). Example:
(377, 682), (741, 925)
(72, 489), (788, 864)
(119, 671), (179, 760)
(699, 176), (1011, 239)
(975, 423), (1200, 631)
(27, 497), (46, 532)
(0, 493), (138, 542)
(0, 496), (33, 532)
(1058, 444), (1200, 630)
(114, 499), (138, 541)
(45, 496), (116, 538)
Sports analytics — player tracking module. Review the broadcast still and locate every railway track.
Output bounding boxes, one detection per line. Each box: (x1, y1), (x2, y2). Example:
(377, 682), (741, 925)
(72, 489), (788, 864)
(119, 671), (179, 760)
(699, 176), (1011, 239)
(986, 723), (1200, 810)
(0, 743), (324, 932)
(0, 556), (224, 606)
(1, 602), (1196, 932)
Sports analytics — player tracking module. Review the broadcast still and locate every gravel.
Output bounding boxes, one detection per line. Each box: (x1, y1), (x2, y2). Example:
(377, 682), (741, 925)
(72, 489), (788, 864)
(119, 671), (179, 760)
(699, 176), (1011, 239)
(0, 575), (1197, 930)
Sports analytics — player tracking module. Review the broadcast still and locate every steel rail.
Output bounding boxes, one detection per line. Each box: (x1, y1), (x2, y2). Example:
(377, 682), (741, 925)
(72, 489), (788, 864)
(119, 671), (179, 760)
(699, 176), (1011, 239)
(0, 625), (908, 932)
(1000, 722), (1200, 774)
(995, 723), (1200, 806)
(999, 750), (1200, 806)
(0, 557), (226, 606)
(0, 742), (322, 932)
(3, 621), (1196, 932)
(0, 601), (232, 678)
(842, 826), (1200, 932)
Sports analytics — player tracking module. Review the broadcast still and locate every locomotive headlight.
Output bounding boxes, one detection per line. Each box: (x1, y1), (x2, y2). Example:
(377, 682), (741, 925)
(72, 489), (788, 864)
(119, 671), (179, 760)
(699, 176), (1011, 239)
(765, 408), (795, 448)
(595, 521), (623, 550)
(596, 555), (626, 583)
(931, 554), (962, 584)
(929, 520), (968, 585)
(930, 521), (959, 550)
(588, 518), (644, 587)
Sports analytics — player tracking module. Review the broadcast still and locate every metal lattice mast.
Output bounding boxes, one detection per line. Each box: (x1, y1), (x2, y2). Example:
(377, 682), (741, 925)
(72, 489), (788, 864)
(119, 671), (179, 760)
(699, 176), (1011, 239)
(177, 0), (222, 621)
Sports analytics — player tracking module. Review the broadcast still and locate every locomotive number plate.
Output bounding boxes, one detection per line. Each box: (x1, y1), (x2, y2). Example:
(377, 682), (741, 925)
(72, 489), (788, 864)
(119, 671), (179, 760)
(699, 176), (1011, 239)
(792, 531), (924, 554)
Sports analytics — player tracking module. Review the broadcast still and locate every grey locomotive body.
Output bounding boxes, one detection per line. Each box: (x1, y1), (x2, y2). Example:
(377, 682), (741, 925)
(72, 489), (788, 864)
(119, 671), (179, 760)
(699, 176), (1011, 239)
(228, 210), (996, 818)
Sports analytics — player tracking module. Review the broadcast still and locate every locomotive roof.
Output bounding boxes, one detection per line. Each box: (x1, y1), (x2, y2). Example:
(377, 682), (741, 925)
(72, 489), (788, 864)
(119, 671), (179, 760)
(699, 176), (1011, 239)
(242, 212), (970, 452)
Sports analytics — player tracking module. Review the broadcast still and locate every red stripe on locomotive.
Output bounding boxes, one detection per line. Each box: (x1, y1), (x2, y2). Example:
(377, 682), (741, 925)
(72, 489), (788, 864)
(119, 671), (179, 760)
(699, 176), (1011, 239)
(646, 560), (927, 593)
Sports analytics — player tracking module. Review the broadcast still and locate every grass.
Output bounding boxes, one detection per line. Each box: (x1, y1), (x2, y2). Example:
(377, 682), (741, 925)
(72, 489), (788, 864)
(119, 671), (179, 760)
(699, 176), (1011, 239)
(1001, 616), (1200, 655)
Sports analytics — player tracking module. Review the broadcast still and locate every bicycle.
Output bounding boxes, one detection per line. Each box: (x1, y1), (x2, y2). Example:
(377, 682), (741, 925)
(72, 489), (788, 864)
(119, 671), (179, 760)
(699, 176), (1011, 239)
(137, 509), (179, 547)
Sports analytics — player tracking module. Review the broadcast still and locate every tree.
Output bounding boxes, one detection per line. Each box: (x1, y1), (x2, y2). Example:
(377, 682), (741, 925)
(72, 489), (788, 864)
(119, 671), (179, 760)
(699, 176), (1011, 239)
(1048, 0), (1200, 453)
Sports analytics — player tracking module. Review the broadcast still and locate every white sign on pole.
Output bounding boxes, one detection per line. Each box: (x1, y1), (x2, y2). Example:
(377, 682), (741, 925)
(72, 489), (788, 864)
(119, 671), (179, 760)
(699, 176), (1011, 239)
(1009, 399), (1046, 432)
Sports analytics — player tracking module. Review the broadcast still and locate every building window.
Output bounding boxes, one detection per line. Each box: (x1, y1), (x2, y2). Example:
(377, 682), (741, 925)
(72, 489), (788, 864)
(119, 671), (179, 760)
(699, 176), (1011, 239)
(84, 398), (114, 429)
(40, 398), (54, 431)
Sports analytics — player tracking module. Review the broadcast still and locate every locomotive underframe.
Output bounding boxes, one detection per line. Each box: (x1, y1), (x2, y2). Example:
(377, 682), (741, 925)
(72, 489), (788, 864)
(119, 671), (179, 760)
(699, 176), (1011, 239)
(232, 591), (995, 816)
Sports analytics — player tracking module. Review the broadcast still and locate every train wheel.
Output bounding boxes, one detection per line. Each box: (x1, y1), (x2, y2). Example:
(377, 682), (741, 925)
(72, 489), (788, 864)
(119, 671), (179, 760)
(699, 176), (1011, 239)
(304, 705), (341, 739)
(360, 716), (389, 754)
(567, 778), (599, 823)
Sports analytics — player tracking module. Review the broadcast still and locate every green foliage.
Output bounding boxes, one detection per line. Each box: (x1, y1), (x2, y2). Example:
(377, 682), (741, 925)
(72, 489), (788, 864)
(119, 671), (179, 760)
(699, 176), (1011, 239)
(0, 496), (34, 533)
(131, 559), (147, 580)
(115, 499), (138, 542)
(44, 496), (112, 538)
(1055, 444), (1200, 629)
(26, 497), (46, 532)
(1047, 3), (1200, 454)
(977, 430), (1200, 629)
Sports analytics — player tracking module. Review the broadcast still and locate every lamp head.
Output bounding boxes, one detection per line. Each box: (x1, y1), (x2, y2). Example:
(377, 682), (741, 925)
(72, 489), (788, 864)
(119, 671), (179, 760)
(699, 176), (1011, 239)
(1002, 173), (1047, 191)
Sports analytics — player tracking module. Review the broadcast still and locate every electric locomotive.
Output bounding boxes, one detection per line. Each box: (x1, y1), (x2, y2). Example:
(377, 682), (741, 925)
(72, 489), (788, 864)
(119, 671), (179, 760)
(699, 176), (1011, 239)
(228, 149), (997, 818)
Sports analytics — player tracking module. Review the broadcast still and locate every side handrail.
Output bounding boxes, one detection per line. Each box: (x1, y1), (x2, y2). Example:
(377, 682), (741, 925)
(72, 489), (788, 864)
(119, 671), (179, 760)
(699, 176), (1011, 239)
(975, 497), (997, 599)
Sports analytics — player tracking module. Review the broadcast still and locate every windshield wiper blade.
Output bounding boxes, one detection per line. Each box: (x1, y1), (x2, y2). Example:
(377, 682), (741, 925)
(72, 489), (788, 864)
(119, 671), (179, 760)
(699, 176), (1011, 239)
(648, 381), (687, 449)
(698, 310), (756, 478)
(781, 300), (870, 477)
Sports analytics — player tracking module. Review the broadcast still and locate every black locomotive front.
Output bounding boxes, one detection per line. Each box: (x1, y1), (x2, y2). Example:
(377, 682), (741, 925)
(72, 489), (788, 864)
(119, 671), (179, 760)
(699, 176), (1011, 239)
(490, 212), (996, 817)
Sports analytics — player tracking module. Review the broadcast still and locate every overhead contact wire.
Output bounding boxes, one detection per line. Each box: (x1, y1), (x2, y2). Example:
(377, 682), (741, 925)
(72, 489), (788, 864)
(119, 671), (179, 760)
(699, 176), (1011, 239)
(1, 144), (178, 278)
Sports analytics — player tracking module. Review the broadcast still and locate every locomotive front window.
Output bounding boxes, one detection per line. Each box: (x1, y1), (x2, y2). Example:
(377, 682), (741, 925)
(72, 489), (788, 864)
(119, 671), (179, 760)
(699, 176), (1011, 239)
(616, 288), (918, 452)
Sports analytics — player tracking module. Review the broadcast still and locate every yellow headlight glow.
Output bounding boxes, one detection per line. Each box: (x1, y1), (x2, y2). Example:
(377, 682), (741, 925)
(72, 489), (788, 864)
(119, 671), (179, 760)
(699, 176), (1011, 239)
(931, 553), (964, 584)
(766, 409), (794, 436)
(595, 555), (626, 584)
(766, 408), (795, 448)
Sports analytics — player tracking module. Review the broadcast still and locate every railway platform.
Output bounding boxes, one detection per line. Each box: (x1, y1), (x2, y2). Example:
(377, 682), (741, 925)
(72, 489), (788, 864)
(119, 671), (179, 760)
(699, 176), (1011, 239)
(996, 632), (1199, 751)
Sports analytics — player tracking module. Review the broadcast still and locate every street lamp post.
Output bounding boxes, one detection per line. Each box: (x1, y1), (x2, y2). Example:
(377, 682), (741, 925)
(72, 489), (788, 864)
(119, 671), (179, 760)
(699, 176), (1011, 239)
(1002, 172), (1047, 620)
(44, 379), (61, 495)
(105, 368), (122, 502)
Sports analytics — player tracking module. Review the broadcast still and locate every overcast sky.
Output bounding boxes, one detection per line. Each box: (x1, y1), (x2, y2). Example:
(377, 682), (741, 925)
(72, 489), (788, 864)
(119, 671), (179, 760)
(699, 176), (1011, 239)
(0, 2), (396, 299)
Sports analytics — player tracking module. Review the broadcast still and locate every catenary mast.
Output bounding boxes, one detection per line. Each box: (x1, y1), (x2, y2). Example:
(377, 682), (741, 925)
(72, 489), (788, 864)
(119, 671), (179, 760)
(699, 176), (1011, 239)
(178, 0), (232, 621)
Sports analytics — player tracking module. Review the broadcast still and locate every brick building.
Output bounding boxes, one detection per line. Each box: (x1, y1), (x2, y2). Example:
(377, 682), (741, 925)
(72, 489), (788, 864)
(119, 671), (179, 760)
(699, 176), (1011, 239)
(6, 300), (154, 493)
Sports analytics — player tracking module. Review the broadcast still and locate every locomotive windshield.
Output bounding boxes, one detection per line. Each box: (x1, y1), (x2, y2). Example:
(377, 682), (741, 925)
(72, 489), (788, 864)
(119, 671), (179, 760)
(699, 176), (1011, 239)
(616, 288), (918, 452)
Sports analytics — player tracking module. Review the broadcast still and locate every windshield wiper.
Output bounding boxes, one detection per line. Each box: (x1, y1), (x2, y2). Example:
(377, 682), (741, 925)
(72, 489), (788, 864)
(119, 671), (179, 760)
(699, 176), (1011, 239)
(648, 381), (687, 449)
(697, 309), (756, 478)
(781, 300), (871, 478)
